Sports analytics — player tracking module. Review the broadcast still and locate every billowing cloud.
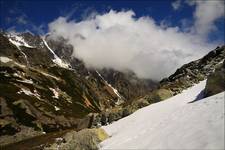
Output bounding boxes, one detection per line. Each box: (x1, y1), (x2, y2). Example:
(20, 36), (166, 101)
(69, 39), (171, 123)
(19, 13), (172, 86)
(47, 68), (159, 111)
(191, 1), (224, 37)
(172, 0), (182, 10)
(48, 7), (222, 80)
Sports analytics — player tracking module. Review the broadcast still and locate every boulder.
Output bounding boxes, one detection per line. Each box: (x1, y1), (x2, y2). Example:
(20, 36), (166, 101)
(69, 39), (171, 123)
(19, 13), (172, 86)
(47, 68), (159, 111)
(146, 89), (173, 103)
(45, 128), (108, 150)
(205, 61), (225, 97)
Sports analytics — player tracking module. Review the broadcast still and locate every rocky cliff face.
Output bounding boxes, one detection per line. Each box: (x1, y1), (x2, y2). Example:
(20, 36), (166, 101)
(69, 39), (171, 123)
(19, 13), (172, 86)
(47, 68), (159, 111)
(204, 60), (225, 97)
(0, 31), (156, 144)
(160, 46), (225, 95)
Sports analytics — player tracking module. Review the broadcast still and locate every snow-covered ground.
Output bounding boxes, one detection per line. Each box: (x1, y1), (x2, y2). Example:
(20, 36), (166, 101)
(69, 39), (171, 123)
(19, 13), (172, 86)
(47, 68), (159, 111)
(100, 80), (224, 150)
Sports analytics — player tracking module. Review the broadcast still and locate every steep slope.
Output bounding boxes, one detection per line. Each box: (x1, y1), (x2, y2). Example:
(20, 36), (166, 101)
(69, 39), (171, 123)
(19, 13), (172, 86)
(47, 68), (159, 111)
(100, 81), (224, 149)
(160, 46), (225, 95)
(0, 32), (123, 141)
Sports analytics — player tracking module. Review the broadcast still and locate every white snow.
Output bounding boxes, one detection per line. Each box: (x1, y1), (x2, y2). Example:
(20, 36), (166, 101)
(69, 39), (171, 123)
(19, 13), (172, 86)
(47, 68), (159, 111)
(100, 80), (224, 150)
(96, 71), (124, 105)
(54, 106), (60, 111)
(14, 62), (26, 68)
(218, 59), (224, 64)
(39, 71), (61, 81)
(13, 73), (20, 77)
(42, 38), (69, 69)
(0, 56), (13, 63)
(17, 88), (40, 99)
(49, 88), (59, 99)
(0, 56), (26, 68)
(7, 33), (34, 48)
(6, 33), (32, 66)
(18, 79), (33, 84)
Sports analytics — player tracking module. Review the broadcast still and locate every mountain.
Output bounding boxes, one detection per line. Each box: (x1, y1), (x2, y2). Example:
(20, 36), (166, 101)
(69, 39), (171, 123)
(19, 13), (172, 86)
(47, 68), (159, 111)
(0, 31), (156, 144)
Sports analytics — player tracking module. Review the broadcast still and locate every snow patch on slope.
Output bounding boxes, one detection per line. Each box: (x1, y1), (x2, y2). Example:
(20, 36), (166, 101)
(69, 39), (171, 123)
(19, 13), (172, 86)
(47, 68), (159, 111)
(0, 56), (26, 68)
(96, 71), (124, 105)
(7, 33), (34, 48)
(0, 56), (13, 63)
(42, 38), (69, 69)
(49, 88), (59, 99)
(17, 88), (40, 99)
(17, 79), (33, 84)
(6, 33), (33, 66)
(100, 80), (224, 150)
(54, 106), (60, 111)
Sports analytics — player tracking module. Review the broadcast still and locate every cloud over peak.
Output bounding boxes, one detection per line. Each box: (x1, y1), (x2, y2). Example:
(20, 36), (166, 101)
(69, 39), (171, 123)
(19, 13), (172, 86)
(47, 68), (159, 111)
(48, 6), (222, 80)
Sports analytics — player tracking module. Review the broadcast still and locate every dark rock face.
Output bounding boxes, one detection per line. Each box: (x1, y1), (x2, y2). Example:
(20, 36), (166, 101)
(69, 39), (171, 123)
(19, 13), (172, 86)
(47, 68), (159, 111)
(205, 61), (225, 97)
(99, 69), (158, 101)
(0, 61), (97, 134)
(160, 46), (225, 95)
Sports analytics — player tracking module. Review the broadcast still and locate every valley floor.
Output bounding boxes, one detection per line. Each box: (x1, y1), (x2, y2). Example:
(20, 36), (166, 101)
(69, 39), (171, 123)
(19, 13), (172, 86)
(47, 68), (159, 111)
(100, 80), (225, 149)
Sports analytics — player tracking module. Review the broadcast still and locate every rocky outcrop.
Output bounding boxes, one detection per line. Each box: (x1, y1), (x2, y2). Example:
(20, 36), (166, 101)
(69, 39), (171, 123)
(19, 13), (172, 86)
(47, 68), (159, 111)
(99, 68), (158, 101)
(0, 57), (99, 133)
(205, 61), (225, 97)
(44, 128), (108, 150)
(160, 46), (225, 95)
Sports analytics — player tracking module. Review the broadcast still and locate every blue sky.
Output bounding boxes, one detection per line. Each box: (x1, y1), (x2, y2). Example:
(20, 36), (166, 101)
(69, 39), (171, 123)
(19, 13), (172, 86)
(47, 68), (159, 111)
(1, 0), (224, 40)
(1, 0), (193, 25)
(1, 0), (223, 42)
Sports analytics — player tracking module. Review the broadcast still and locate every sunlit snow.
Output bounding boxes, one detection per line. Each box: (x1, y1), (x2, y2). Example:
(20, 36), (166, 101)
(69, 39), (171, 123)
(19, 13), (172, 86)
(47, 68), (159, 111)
(42, 38), (69, 69)
(100, 80), (224, 150)
(0, 56), (13, 63)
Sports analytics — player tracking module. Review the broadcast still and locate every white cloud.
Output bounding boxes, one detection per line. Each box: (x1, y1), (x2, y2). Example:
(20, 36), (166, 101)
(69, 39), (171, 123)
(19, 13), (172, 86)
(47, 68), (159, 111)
(48, 9), (220, 80)
(191, 1), (224, 37)
(172, 0), (182, 10)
